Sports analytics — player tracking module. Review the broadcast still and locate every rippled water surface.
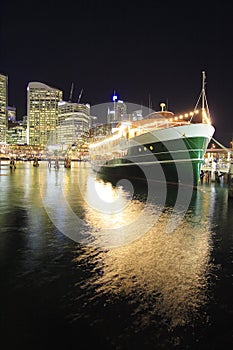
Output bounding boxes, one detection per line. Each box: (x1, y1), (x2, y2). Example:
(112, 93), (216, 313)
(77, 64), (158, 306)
(0, 161), (233, 349)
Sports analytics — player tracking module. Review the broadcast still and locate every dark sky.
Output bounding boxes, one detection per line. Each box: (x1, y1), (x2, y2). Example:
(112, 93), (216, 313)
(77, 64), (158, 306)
(1, 0), (233, 145)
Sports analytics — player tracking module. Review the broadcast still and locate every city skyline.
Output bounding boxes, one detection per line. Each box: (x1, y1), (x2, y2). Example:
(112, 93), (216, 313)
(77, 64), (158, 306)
(1, 1), (233, 145)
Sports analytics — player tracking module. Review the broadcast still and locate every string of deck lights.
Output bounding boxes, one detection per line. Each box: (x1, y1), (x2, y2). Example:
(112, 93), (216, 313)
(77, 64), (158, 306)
(89, 109), (203, 149)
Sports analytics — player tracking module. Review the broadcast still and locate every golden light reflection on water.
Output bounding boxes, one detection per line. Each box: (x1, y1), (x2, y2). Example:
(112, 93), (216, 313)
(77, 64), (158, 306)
(84, 176), (144, 228)
(82, 176), (164, 247)
(81, 216), (212, 329)
(85, 176), (132, 216)
(73, 177), (213, 329)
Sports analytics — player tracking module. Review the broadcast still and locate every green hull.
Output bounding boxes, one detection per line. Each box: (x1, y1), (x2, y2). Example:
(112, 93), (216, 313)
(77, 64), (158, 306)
(94, 136), (210, 187)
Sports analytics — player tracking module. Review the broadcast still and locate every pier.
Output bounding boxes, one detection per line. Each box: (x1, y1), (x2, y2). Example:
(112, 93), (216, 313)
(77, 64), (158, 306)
(201, 145), (233, 197)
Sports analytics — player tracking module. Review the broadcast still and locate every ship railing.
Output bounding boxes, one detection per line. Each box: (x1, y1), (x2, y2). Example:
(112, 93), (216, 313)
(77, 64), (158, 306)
(139, 120), (190, 132)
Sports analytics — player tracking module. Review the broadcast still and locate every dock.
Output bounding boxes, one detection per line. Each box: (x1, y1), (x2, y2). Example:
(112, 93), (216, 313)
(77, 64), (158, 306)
(201, 145), (233, 197)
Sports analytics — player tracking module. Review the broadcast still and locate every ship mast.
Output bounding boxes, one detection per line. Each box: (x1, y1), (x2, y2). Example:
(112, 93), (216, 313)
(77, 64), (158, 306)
(201, 70), (206, 123)
(201, 70), (206, 112)
(201, 70), (211, 124)
(193, 71), (211, 124)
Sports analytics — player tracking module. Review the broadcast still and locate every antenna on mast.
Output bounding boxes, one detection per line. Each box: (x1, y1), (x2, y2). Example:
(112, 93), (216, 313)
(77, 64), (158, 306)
(69, 82), (74, 102)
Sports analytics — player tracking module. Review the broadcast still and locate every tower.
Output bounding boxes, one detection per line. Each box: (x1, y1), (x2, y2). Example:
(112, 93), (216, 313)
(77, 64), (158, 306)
(27, 82), (63, 146)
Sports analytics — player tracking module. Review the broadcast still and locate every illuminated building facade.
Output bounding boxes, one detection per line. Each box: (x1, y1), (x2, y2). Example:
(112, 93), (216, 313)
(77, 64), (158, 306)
(89, 123), (114, 143)
(107, 99), (127, 124)
(27, 82), (63, 146)
(0, 73), (8, 143)
(57, 101), (91, 146)
(6, 125), (27, 145)
(7, 106), (16, 122)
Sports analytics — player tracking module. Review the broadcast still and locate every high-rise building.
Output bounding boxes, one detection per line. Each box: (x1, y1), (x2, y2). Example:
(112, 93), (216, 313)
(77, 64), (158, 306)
(106, 99), (142, 124)
(0, 73), (8, 143)
(27, 82), (63, 146)
(107, 100), (127, 124)
(56, 101), (91, 146)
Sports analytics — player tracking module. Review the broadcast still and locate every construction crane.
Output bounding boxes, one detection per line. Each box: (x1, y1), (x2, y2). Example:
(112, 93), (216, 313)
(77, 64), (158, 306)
(68, 82), (74, 102)
(77, 88), (83, 103)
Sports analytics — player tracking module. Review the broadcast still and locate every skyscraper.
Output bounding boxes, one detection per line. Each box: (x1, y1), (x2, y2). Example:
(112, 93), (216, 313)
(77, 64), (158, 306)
(27, 82), (63, 146)
(0, 73), (8, 143)
(107, 100), (127, 124)
(57, 101), (91, 146)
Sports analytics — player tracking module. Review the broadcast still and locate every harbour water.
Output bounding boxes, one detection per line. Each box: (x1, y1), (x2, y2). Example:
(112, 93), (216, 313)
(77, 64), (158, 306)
(0, 161), (233, 349)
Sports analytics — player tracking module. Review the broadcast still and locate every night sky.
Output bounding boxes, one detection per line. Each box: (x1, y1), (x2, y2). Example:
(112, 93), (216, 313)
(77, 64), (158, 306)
(1, 0), (233, 145)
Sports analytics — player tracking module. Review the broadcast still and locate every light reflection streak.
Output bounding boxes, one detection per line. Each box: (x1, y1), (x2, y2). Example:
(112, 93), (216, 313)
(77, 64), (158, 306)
(82, 176), (163, 247)
(85, 176), (133, 214)
(79, 215), (212, 329)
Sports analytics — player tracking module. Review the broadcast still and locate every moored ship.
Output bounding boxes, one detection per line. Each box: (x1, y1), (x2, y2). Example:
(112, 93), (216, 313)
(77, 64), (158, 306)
(89, 72), (215, 187)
